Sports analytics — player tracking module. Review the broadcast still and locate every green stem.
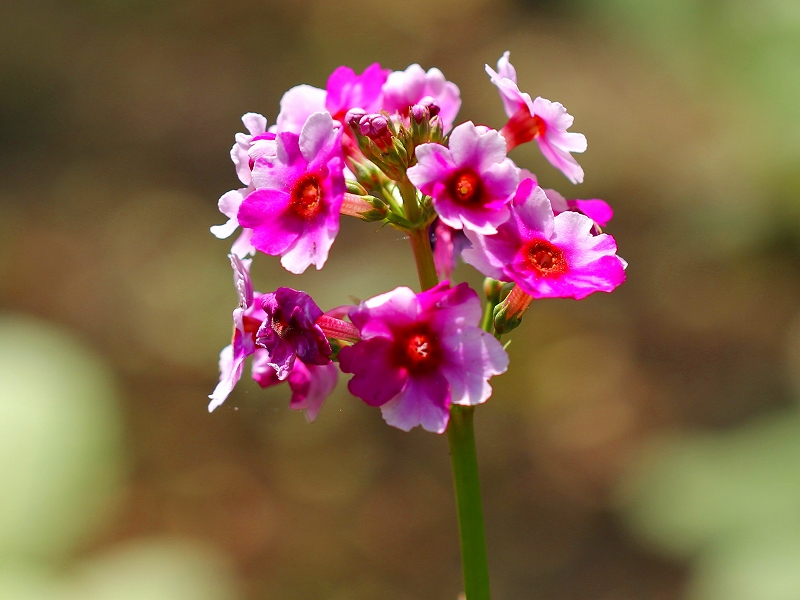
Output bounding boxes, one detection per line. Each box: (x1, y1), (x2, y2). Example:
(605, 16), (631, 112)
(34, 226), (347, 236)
(405, 209), (492, 600)
(448, 405), (491, 600)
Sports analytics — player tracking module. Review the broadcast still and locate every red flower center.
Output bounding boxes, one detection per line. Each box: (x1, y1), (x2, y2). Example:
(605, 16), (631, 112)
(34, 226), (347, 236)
(290, 174), (323, 220)
(500, 109), (547, 151)
(521, 239), (567, 277)
(447, 169), (484, 205)
(241, 315), (262, 343)
(393, 325), (442, 374)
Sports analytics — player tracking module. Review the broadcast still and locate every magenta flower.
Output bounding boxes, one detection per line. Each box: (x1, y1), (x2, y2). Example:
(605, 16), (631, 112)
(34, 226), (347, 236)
(325, 63), (390, 121)
(486, 51), (587, 184)
(462, 179), (626, 300)
(208, 254), (268, 411)
(275, 63), (389, 133)
(252, 357), (338, 422)
(237, 112), (345, 273)
(256, 287), (332, 380)
(210, 113), (268, 257)
(407, 121), (519, 234)
(338, 283), (509, 433)
(381, 64), (461, 131)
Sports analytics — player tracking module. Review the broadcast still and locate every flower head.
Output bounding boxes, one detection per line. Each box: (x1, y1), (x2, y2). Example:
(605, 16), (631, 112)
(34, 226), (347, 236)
(407, 121), (519, 234)
(381, 64), (461, 131)
(256, 287), (332, 380)
(237, 112), (345, 273)
(338, 283), (508, 433)
(462, 179), (626, 299)
(486, 51), (587, 184)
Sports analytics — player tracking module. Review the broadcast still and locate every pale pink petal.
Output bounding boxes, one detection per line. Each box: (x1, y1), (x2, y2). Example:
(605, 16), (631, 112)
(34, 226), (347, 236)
(380, 371), (450, 433)
(448, 122), (508, 171)
(440, 327), (508, 406)
(406, 143), (456, 192)
(299, 112), (336, 163)
(289, 361), (338, 422)
(275, 84), (327, 133)
(208, 345), (244, 412)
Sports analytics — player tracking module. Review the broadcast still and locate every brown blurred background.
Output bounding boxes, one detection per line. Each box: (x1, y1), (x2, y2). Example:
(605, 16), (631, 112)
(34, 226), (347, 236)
(2, 0), (800, 599)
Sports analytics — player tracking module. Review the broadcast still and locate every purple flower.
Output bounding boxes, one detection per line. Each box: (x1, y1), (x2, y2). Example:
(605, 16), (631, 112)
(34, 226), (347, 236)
(208, 254), (268, 411)
(338, 283), (509, 434)
(486, 51), (587, 184)
(462, 179), (626, 300)
(407, 121), (519, 234)
(237, 112), (345, 273)
(256, 287), (332, 380)
(381, 64), (461, 131)
(210, 113), (268, 257)
(251, 357), (338, 422)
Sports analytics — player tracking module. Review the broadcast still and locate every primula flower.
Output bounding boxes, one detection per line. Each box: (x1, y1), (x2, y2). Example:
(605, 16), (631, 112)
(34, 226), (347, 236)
(486, 51), (587, 184)
(275, 63), (389, 133)
(338, 283), (509, 434)
(381, 64), (461, 131)
(210, 113), (268, 257)
(255, 287), (332, 380)
(238, 112), (345, 274)
(462, 179), (626, 299)
(208, 254), (271, 411)
(407, 121), (519, 234)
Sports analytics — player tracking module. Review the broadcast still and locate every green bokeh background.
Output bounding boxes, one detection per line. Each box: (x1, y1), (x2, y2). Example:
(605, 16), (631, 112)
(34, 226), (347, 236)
(2, 0), (800, 598)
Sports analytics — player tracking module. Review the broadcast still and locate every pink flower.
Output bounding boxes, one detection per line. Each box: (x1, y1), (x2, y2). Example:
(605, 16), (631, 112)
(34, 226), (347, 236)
(462, 179), (626, 300)
(407, 121), (519, 234)
(275, 63), (390, 133)
(208, 254), (270, 411)
(486, 51), (587, 184)
(252, 357), (338, 422)
(210, 113), (268, 257)
(381, 64), (461, 131)
(237, 112), (345, 273)
(256, 287), (332, 380)
(543, 188), (613, 229)
(338, 283), (509, 434)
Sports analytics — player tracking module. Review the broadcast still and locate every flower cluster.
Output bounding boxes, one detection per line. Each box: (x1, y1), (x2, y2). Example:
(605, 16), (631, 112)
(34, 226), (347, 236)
(209, 53), (626, 432)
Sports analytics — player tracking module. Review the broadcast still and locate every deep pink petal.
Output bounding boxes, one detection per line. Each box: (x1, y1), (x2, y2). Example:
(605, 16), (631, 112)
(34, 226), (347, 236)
(339, 338), (407, 406)
(237, 189), (301, 255)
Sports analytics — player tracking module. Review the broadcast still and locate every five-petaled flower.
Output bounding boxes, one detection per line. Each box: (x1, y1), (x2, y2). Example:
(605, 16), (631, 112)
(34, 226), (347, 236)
(407, 121), (519, 234)
(338, 283), (509, 433)
(486, 51), (587, 184)
(462, 178), (626, 299)
(238, 112), (346, 274)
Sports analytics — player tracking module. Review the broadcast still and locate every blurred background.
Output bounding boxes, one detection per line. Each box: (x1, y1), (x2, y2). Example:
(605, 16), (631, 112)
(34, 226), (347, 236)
(2, 0), (800, 598)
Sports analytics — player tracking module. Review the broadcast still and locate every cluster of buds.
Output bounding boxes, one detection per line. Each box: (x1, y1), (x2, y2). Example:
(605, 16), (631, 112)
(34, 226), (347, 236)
(209, 54), (627, 433)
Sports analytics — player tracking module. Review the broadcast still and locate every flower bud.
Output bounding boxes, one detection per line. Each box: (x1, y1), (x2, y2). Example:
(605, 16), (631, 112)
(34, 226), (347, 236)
(492, 285), (533, 335)
(483, 278), (504, 304)
(419, 95), (441, 118)
(345, 108), (367, 129)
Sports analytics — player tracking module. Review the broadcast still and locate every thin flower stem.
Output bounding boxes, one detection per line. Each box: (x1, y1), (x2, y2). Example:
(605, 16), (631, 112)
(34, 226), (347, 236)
(405, 211), (492, 600)
(448, 405), (492, 600)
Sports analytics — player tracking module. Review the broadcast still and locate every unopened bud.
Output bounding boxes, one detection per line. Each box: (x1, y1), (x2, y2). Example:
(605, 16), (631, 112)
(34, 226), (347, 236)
(410, 104), (429, 124)
(492, 285), (533, 335)
(359, 113), (389, 139)
(345, 108), (366, 129)
(419, 95), (440, 118)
